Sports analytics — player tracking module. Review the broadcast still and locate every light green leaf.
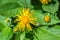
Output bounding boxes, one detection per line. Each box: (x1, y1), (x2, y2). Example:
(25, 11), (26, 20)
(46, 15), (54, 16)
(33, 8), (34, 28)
(0, 27), (13, 40)
(33, 10), (60, 25)
(0, 15), (13, 40)
(15, 32), (25, 40)
(33, 25), (60, 40)
(42, 0), (59, 14)
(23, 38), (30, 40)
(47, 25), (60, 36)
(0, 15), (7, 30)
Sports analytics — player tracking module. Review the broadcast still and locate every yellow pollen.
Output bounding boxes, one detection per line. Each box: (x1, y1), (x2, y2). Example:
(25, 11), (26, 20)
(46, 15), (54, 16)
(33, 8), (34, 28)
(21, 16), (30, 25)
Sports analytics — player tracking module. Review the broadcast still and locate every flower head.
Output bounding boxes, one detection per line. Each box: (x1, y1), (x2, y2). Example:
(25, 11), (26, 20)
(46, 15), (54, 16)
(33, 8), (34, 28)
(13, 8), (36, 32)
(40, 0), (51, 4)
(44, 15), (51, 23)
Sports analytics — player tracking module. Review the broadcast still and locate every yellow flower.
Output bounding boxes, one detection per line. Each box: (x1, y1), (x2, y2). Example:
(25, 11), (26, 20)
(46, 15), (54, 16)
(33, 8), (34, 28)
(44, 15), (51, 23)
(13, 8), (36, 32)
(40, 0), (51, 4)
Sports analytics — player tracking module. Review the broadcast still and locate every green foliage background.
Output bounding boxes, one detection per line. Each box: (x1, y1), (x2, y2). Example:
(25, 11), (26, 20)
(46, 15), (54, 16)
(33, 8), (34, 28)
(0, 0), (60, 40)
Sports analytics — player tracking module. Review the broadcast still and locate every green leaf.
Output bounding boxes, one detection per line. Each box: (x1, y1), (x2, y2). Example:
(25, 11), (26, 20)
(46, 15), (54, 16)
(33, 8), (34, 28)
(0, 0), (21, 17)
(41, 13), (60, 25)
(33, 10), (60, 25)
(0, 15), (7, 30)
(47, 25), (60, 36)
(25, 0), (34, 9)
(0, 3), (20, 11)
(23, 38), (30, 40)
(15, 32), (25, 40)
(33, 25), (60, 40)
(0, 7), (23, 17)
(0, 26), (13, 40)
(0, 0), (15, 6)
(0, 15), (13, 40)
(16, 0), (33, 9)
(15, 0), (26, 7)
(42, 0), (59, 14)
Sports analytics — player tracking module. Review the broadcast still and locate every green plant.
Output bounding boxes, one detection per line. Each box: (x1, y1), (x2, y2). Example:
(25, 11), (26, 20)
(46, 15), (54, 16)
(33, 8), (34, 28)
(0, 0), (60, 40)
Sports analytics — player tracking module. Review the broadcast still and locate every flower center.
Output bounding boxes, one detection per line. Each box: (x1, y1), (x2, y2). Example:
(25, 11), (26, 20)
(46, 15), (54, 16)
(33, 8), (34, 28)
(21, 16), (30, 25)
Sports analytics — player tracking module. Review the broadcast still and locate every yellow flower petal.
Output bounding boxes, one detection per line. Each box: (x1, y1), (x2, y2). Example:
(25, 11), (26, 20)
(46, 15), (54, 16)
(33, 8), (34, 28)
(26, 24), (32, 31)
(18, 22), (25, 31)
(49, 0), (51, 2)
(22, 8), (30, 16)
(40, 0), (51, 4)
(13, 27), (19, 32)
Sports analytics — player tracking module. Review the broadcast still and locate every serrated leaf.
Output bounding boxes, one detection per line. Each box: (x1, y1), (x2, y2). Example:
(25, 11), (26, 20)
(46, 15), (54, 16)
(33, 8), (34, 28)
(15, 0), (33, 9)
(33, 10), (60, 25)
(42, 0), (59, 14)
(47, 25), (60, 36)
(0, 7), (23, 17)
(0, 15), (7, 30)
(0, 2), (20, 11)
(0, 0), (21, 17)
(25, 0), (34, 9)
(0, 0), (15, 6)
(0, 15), (13, 40)
(15, 32), (25, 40)
(0, 26), (13, 40)
(15, 0), (26, 7)
(33, 25), (60, 40)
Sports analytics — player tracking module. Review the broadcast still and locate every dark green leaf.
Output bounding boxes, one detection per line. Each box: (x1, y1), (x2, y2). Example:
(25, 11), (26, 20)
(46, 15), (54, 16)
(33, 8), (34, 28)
(0, 7), (23, 17)
(42, 0), (59, 14)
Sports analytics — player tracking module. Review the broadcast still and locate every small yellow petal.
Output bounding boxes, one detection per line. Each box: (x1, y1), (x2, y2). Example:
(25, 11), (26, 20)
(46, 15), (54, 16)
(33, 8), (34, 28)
(49, 0), (51, 2)
(26, 24), (32, 31)
(30, 21), (37, 25)
(13, 27), (19, 32)
(18, 22), (25, 31)
(17, 15), (22, 19)
(41, 0), (43, 2)
(14, 15), (21, 22)
(45, 1), (48, 4)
